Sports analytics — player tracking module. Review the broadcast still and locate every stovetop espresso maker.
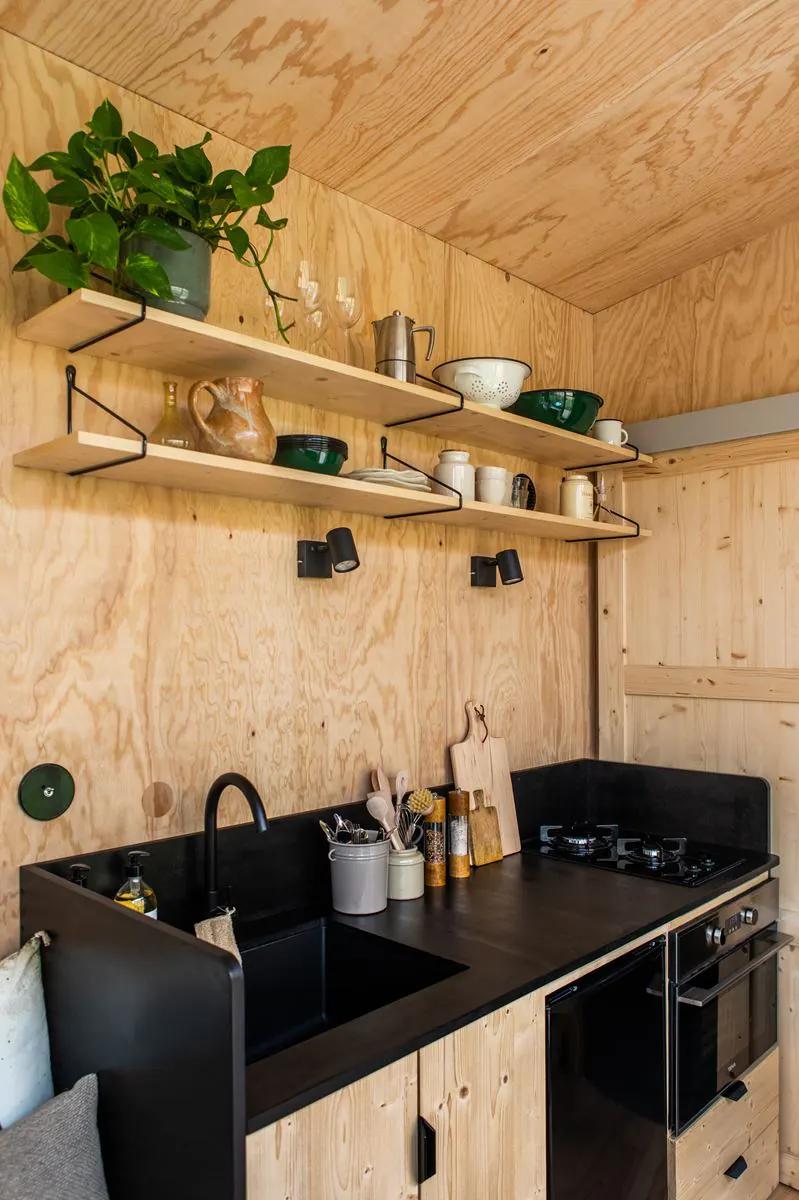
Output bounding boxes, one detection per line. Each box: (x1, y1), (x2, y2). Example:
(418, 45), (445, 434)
(371, 310), (436, 383)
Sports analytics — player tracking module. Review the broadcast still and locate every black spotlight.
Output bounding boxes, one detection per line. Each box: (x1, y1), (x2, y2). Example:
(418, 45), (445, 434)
(297, 527), (360, 579)
(470, 548), (524, 588)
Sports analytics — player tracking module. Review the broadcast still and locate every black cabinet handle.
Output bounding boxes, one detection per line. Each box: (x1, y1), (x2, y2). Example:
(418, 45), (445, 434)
(418, 1116), (437, 1183)
(724, 1155), (748, 1180)
(721, 1080), (749, 1102)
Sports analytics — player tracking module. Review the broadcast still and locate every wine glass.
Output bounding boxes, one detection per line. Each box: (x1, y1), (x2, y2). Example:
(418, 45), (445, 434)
(267, 259), (329, 351)
(332, 275), (363, 365)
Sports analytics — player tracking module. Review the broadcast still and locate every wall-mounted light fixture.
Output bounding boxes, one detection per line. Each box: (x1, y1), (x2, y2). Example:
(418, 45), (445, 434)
(297, 527), (360, 579)
(470, 549), (524, 588)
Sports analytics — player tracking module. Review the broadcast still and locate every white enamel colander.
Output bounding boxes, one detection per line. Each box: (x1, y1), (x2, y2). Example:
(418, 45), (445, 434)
(432, 357), (532, 409)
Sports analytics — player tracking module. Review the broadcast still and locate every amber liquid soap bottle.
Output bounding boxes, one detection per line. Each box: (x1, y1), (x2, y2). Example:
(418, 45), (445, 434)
(114, 850), (158, 918)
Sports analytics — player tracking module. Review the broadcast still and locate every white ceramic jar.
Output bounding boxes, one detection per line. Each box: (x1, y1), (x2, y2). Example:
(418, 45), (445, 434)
(433, 449), (475, 501)
(388, 848), (425, 900)
(560, 474), (596, 520)
(476, 465), (510, 505)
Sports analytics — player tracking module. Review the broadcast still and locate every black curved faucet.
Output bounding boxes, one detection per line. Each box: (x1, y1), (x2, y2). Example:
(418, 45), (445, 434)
(204, 772), (269, 915)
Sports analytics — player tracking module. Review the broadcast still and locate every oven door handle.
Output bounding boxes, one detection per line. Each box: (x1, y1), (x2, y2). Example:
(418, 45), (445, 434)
(678, 932), (792, 1008)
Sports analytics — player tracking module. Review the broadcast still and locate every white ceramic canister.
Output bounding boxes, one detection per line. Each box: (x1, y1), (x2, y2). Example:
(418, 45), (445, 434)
(433, 449), (475, 501)
(475, 465), (510, 505)
(560, 474), (596, 520)
(387, 848), (425, 900)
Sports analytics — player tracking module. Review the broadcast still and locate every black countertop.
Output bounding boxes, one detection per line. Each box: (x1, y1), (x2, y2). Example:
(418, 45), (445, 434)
(244, 846), (777, 1133)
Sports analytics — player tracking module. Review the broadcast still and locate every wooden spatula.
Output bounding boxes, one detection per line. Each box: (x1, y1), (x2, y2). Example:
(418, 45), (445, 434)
(469, 788), (503, 867)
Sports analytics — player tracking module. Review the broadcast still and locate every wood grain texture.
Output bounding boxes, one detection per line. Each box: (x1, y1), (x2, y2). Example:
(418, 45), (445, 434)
(246, 1054), (418, 1200)
(449, 700), (520, 856)
(4, 3), (799, 308)
(688, 1119), (779, 1200)
(625, 666), (799, 704)
(629, 432), (799, 480)
(597, 471), (629, 759)
(0, 34), (594, 953)
(671, 1049), (778, 1200)
(418, 990), (546, 1200)
(595, 220), (799, 423)
(778, 912), (799, 1187)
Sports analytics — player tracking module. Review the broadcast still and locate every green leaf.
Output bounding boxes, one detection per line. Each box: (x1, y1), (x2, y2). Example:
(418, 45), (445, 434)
(127, 161), (177, 202)
(245, 145), (290, 188)
(129, 131), (159, 161)
(256, 207), (288, 231)
(28, 247), (89, 289)
(132, 216), (190, 250)
(225, 224), (250, 261)
(211, 169), (238, 195)
(47, 177), (90, 206)
(174, 142), (213, 185)
(230, 172), (274, 211)
(13, 237), (68, 271)
(65, 211), (120, 269)
(3, 154), (50, 233)
(29, 151), (81, 179)
(117, 137), (137, 168)
(123, 251), (172, 299)
(67, 132), (95, 176)
(89, 99), (123, 139)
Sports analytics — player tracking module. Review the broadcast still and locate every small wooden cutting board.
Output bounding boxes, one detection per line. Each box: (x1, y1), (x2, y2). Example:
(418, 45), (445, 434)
(468, 789), (503, 866)
(450, 700), (521, 857)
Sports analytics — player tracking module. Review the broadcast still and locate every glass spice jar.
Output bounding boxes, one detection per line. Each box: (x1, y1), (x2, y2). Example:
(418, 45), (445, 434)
(447, 789), (471, 879)
(423, 793), (447, 888)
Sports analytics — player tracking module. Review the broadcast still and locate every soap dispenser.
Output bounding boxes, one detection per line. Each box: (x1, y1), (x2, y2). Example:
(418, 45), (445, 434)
(114, 850), (158, 919)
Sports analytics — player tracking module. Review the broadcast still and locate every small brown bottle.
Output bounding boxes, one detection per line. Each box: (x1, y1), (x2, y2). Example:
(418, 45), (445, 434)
(447, 789), (471, 879)
(149, 380), (197, 450)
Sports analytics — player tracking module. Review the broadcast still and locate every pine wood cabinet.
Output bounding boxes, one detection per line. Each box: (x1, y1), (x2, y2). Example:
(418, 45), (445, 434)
(245, 993), (545, 1200)
(246, 1053), (420, 1200)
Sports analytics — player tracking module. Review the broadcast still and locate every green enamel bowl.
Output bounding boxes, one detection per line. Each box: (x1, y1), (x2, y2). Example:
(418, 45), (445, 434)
(274, 435), (349, 475)
(508, 389), (604, 434)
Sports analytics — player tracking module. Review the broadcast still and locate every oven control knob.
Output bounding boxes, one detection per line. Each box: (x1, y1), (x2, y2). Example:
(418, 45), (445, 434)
(706, 924), (726, 947)
(742, 907), (758, 926)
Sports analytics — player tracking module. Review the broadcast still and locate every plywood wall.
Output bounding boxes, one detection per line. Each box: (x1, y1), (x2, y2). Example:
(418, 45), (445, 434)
(0, 32), (594, 953)
(594, 219), (799, 422)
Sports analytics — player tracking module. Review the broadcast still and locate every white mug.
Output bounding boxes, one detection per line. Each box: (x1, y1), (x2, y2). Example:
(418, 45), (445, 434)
(476, 466), (510, 505)
(593, 418), (628, 446)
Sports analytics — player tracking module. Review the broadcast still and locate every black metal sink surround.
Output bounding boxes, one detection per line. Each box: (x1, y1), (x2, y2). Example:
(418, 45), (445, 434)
(20, 758), (777, 1200)
(241, 918), (467, 1061)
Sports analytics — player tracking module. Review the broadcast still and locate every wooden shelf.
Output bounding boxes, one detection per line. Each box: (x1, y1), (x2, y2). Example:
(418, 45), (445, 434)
(13, 432), (648, 542)
(18, 290), (652, 471)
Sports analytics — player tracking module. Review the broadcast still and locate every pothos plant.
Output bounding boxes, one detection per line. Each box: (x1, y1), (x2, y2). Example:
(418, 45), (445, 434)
(2, 99), (294, 338)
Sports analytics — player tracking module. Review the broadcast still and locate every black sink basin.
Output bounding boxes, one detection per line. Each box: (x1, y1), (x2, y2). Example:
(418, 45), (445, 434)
(241, 917), (467, 1062)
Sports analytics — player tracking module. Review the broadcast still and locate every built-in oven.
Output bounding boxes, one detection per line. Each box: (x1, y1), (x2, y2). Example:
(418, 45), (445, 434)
(669, 878), (789, 1134)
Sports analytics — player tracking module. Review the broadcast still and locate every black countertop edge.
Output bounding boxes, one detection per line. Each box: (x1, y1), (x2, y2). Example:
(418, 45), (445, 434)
(244, 851), (778, 1135)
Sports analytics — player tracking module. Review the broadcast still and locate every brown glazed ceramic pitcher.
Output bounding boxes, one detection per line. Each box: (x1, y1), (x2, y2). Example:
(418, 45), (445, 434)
(187, 377), (276, 463)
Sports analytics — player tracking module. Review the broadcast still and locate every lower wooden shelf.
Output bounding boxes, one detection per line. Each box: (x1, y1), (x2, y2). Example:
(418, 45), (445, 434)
(13, 431), (650, 542)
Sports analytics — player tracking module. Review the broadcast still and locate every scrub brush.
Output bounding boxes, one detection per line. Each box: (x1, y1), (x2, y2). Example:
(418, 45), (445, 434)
(406, 788), (436, 841)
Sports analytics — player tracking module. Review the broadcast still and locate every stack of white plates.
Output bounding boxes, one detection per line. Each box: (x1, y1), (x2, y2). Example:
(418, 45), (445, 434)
(345, 467), (432, 492)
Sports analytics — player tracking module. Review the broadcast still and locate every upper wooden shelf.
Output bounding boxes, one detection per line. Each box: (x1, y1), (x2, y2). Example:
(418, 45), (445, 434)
(13, 431), (648, 542)
(18, 290), (651, 471)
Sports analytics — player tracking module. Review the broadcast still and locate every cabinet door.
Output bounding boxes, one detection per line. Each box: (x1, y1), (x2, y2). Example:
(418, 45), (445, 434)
(247, 1054), (419, 1200)
(419, 991), (546, 1200)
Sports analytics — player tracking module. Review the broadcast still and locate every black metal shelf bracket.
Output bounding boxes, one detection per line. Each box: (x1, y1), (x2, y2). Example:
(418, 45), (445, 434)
(65, 364), (148, 477)
(68, 296), (147, 354)
(380, 436), (462, 521)
(564, 503), (641, 543)
(383, 373), (465, 428)
(564, 442), (641, 473)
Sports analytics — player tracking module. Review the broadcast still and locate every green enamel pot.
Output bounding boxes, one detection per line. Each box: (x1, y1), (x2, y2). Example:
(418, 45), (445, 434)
(508, 388), (604, 434)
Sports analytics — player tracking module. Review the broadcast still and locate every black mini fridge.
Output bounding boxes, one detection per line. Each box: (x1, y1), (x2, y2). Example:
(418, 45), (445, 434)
(546, 939), (667, 1200)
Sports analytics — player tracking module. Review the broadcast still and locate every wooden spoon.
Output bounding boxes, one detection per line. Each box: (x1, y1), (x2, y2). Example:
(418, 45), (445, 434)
(367, 792), (404, 851)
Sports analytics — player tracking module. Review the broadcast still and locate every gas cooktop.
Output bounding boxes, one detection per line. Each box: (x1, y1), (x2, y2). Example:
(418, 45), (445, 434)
(530, 820), (748, 887)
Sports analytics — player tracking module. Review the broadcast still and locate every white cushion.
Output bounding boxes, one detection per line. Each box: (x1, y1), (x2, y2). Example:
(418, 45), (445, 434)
(0, 933), (53, 1128)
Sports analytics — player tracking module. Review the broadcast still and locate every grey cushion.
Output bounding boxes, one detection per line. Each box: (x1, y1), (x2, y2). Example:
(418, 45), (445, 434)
(0, 1074), (109, 1199)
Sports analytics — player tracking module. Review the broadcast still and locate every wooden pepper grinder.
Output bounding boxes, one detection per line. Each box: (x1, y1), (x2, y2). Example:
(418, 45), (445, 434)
(447, 789), (471, 879)
(423, 793), (447, 888)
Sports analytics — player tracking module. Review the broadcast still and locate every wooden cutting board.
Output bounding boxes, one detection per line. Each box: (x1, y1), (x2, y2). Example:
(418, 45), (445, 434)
(450, 700), (521, 856)
(468, 788), (503, 866)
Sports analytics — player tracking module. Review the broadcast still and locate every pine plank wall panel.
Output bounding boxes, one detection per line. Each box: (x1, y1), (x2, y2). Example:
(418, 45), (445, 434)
(0, 32), (594, 953)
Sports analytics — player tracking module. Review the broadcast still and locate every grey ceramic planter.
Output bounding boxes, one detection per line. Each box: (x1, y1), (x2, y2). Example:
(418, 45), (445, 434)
(127, 228), (212, 321)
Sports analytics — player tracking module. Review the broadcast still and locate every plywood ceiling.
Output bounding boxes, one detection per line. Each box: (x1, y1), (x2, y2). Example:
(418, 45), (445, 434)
(2, 0), (799, 311)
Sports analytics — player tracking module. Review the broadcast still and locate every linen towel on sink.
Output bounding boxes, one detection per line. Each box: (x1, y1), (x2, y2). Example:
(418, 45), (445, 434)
(194, 908), (242, 963)
(0, 932), (53, 1129)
